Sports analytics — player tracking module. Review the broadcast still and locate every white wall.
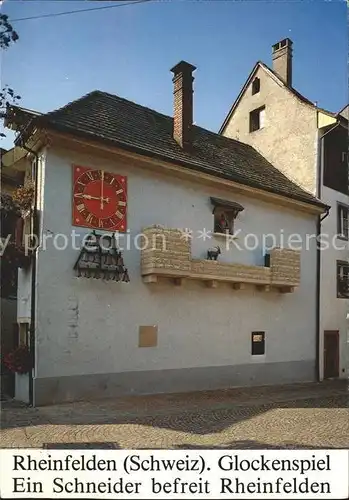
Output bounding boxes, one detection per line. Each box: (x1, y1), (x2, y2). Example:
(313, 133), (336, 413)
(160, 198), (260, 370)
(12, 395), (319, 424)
(32, 146), (318, 384)
(320, 185), (349, 378)
(17, 268), (31, 323)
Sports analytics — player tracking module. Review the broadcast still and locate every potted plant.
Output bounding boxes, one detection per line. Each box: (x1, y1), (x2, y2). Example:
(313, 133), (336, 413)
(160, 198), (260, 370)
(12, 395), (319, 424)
(0, 192), (20, 216)
(12, 181), (34, 214)
(3, 345), (31, 403)
(1, 190), (33, 271)
(1, 241), (31, 269)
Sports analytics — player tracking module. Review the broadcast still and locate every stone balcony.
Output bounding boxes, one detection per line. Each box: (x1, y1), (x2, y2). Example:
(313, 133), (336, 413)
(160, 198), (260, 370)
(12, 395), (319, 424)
(141, 226), (300, 293)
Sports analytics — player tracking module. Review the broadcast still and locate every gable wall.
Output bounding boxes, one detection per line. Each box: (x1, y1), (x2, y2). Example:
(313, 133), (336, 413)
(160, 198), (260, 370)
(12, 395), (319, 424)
(222, 66), (318, 195)
(222, 68), (349, 381)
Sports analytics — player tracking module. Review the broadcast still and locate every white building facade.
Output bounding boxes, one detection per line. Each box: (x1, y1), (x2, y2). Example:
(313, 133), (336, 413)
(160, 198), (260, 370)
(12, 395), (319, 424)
(8, 60), (326, 405)
(12, 141), (324, 405)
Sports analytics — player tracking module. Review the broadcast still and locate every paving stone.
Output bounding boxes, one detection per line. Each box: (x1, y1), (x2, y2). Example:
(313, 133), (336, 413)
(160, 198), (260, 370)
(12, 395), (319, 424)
(1, 381), (348, 449)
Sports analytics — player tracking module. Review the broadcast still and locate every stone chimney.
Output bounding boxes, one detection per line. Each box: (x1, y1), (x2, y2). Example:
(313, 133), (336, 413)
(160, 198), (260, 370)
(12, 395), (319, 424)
(272, 38), (293, 87)
(170, 60), (196, 149)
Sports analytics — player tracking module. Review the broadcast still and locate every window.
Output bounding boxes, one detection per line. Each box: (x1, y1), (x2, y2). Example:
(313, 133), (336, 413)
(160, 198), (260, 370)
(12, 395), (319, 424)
(337, 203), (349, 240)
(249, 106), (265, 132)
(18, 323), (29, 346)
(214, 209), (235, 235)
(337, 261), (349, 299)
(252, 77), (260, 95)
(251, 332), (265, 355)
(210, 197), (244, 236)
(323, 126), (348, 195)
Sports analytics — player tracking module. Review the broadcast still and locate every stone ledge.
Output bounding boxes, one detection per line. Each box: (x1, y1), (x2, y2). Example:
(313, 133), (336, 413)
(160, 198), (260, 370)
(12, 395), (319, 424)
(141, 226), (300, 292)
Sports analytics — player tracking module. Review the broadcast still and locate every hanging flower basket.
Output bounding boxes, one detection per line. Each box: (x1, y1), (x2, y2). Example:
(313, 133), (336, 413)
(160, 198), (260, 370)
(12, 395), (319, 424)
(3, 345), (31, 374)
(12, 181), (34, 213)
(0, 192), (20, 216)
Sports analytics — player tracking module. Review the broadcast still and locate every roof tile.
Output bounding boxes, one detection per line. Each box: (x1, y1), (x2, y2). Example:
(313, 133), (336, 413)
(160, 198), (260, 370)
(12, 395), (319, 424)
(27, 91), (325, 208)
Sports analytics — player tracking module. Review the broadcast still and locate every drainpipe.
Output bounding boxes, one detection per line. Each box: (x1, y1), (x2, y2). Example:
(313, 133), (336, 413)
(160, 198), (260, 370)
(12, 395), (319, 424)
(316, 121), (339, 382)
(316, 207), (329, 382)
(19, 141), (39, 407)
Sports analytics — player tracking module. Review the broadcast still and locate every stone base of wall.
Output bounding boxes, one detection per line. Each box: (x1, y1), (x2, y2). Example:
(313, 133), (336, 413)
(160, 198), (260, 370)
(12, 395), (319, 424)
(15, 373), (30, 404)
(33, 360), (315, 406)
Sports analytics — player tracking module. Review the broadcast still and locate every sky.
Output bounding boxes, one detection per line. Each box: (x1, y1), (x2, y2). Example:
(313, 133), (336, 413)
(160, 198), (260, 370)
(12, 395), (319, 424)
(1, 0), (347, 150)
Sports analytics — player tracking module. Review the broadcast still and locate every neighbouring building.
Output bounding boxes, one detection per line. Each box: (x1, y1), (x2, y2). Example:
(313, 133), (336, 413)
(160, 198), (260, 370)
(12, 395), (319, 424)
(220, 38), (349, 382)
(5, 61), (327, 405)
(1, 148), (25, 398)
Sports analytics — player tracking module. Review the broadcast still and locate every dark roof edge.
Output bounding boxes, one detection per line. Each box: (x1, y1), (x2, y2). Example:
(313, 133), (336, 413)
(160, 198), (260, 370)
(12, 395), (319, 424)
(38, 119), (327, 211)
(338, 104), (349, 115)
(219, 61), (261, 134)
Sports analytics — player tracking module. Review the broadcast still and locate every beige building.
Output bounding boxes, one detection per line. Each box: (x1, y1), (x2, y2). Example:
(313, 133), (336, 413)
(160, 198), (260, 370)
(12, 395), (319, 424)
(220, 38), (349, 382)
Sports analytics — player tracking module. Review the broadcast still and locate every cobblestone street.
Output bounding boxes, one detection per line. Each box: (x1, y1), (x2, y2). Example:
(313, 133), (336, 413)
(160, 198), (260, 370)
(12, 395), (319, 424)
(1, 381), (348, 449)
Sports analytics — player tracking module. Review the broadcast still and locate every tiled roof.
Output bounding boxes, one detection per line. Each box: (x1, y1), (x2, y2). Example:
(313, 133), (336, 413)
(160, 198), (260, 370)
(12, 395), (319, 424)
(19, 91), (325, 208)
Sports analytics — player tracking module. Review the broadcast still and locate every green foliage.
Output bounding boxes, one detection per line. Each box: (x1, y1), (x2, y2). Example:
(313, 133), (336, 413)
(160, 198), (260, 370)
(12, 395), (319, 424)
(0, 192), (20, 215)
(0, 14), (19, 49)
(12, 182), (35, 212)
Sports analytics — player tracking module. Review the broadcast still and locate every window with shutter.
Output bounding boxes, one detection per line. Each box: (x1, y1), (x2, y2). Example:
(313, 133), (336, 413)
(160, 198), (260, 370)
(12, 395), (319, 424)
(249, 106), (266, 132)
(337, 203), (349, 240)
(337, 261), (349, 298)
(252, 77), (260, 95)
(210, 197), (244, 236)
